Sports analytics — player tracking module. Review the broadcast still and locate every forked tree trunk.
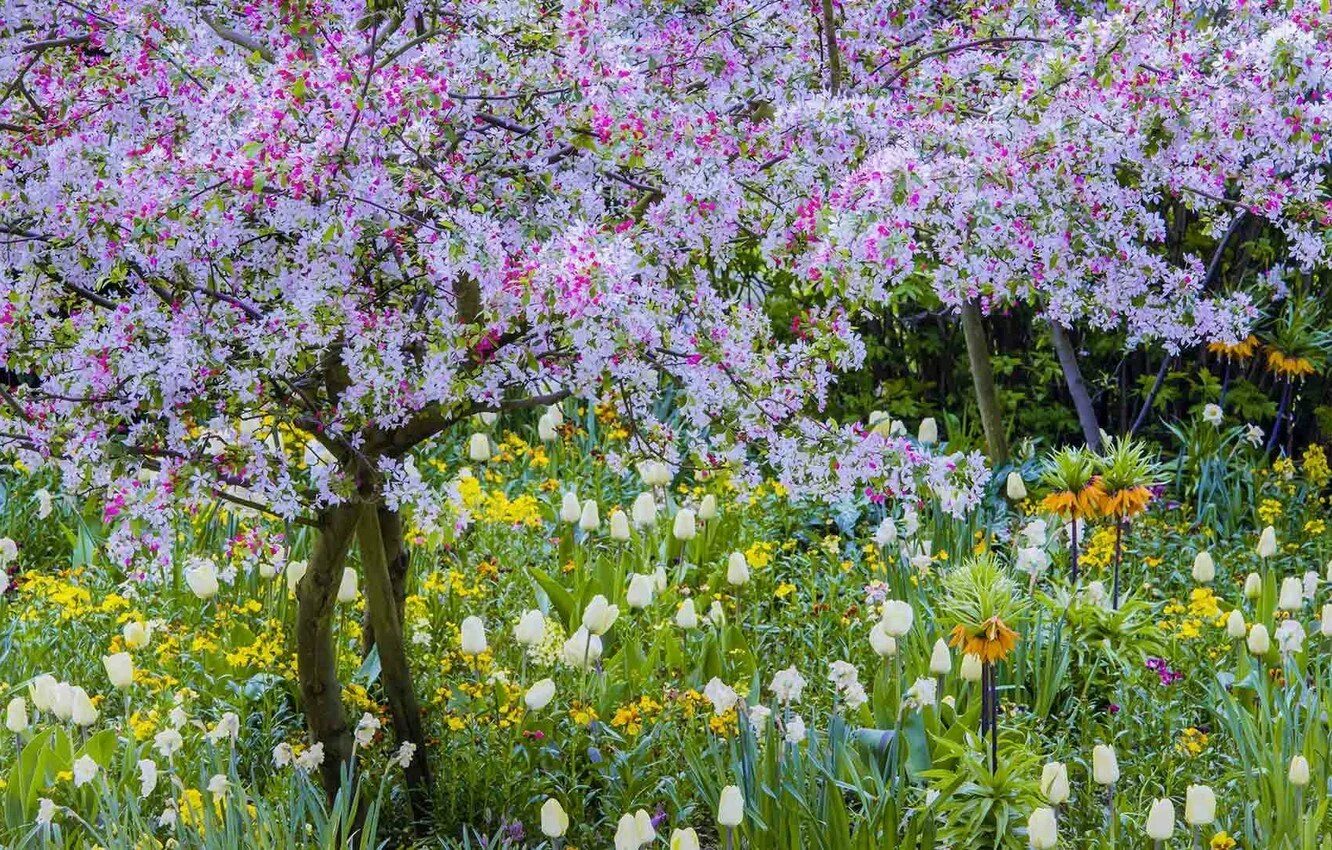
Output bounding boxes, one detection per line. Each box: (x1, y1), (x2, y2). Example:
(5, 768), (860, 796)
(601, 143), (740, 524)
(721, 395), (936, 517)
(1049, 320), (1102, 450)
(362, 506), (409, 655)
(356, 502), (434, 824)
(296, 503), (361, 798)
(960, 299), (1010, 464)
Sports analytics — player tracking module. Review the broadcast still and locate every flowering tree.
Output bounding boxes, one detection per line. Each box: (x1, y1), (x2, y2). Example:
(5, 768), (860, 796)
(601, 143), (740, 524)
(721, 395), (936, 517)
(0, 0), (991, 805)
(789, 2), (1331, 452)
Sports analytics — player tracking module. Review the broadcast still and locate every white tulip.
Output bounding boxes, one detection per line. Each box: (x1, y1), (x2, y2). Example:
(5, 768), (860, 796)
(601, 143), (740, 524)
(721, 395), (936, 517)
(185, 558), (219, 599)
(631, 492), (657, 527)
(717, 785), (744, 827)
(1247, 623), (1270, 656)
(28, 674), (57, 712)
(467, 432), (491, 462)
(1278, 576), (1303, 610)
(869, 622), (897, 658)
(123, 620), (152, 649)
(1243, 571), (1262, 598)
(1040, 762), (1069, 805)
(698, 494), (717, 521)
(103, 652), (134, 689)
(560, 491), (581, 523)
(675, 598), (699, 629)
(880, 599), (914, 636)
(524, 679), (556, 711)
(928, 639), (951, 675)
(1005, 471), (1027, 501)
(68, 686), (98, 726)
(1027, 806), (1058, 849)
(285, 560), (308, 594)
(1091, 744), (1119, 785)
(917, 417), (938, 445)
(1191, 551), (1215, 583)
(670, 827), (701, 850)
(1320, 603), (1332, 638)
(5, 697), (28, 733)
(1257, 525), (1278, 558)
(336, 567), (358, 603)
(540, 798), (569, 838)
(726, 552), (750, 586)
(582, 595), (619, 634)
(1144, 798), (1175, 840)
(545, 405), (564, 427)
(626, 574), (654, 610)
(609, 509), (631, 541)
(673, 509), (697, 541)
(1289, 754), (1311, 786)
(460, 616), (488, 656)
(959, 653), (982, 682)
(537, 412), (558, 442)
(562, 627), (602, 669)
(1184, 784), (1216, 825)
(514, 609), (546, 646)
(614, 813), (639, 850)
(1225, 609), (1246, 638)
(634, 809), (656, 844)
(579, 500), (601, 532)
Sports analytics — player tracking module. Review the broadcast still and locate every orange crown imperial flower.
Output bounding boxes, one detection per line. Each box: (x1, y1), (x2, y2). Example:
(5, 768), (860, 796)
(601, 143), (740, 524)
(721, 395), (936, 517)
(949, 615), (1020, 663)
(1039, 479), (1105, 520)
(1207, 335), (1259, 360)
(1095, 484), (1153, 519)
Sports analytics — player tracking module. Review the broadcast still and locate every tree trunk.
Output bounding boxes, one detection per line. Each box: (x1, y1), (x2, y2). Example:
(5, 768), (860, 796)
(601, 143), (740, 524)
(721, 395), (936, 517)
(356, 502), (434, 824)
(296, 504), (361, 799)
(960, 299), (1010, 463)
(362, 506), (409, 655)
(1049, 320), (1102, 450)
(1129, 354), (1173, 435)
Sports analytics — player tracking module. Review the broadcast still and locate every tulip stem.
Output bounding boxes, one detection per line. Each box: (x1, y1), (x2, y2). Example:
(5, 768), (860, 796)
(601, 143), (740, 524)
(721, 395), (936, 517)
(1111, 518), (1124, 610)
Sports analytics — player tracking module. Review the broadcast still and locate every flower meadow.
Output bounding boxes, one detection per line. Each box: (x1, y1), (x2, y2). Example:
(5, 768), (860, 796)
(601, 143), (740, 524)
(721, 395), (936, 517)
(0, 411), (1331, 848)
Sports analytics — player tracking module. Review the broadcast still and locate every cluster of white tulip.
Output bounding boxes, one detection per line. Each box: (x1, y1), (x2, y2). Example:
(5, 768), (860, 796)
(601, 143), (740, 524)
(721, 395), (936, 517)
(869, 598), (913, 658)
(536, 786), (738, 849)
(6, 674), (99, 732)
(537, 406), (563, 442)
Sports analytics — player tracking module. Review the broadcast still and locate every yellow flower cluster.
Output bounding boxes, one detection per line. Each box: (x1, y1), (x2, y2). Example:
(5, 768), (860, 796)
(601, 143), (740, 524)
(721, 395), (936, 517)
(1177, 726), (1209, 757)
(1302, 444), (1330, 488)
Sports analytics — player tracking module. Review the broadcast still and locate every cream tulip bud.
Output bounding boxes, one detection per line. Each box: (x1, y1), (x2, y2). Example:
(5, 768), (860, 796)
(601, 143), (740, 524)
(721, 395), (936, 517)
(524, 678), (556, 711)
(960, 653), (983, 682)
(626, 574), (654, 610)
(1191, 551), (1215, 583)
(537, 413), (558, 442)
(467, 433), (491, 462)
(1320, 603), (1332, 638)
(285, 559), (308, 594)
(1184, 784), (1216, 825)
(1243, 572), (1262, 599)
(69, 686), (98, 727)
(676, 598), (699, 629)
(460, 616), (487, 656)
(929, 639), (952, 675)
(1225, 609), (1246, 638)
(1040, 762), (1069, 805)
(670, 827), (701, 850)
(708, 600), (725, 626)
(103, 652), (134, 689)
(5, 697), (28, 733)
(1257, 525), (1278, 558)
(540, 798), (569, 838)
(1005, 471), (1027, 501)
(614, 813), (639, 850)
(726, 552), (750, 586)
(1289, 754), (1311, 786)
(28, 674), (57, 712)
(1091, 744), (1119, 785)
(609, 509), (631, 541)
(579, 500), (601, 532)
(562, 627), (602, 669)
(336, 567), (358, 603)
(1144, 798), (1175, 840)
(634, 809), (656, 844)
(717, 785), (744, 827)
(1027, 806), (1058, 849)
(698, 494), (718, 521)
(259, 559), (277, 579)
(631, 492), (657, 527)
(560, 491), (581, 523)
(582, 595), (619, 634)
(869, 622), (898, 658)
(1247, 623), (1271, 656)
(123, 620), (151, 649)
(880, 599), (914, 636)
(514, 609), (546, 646)
(185, 559), (220, 599)
(545, 405), (564, 427)
(1278, 576), (1303, 610)
(917, 417), (938, 445)
(673, 508), (697, 541)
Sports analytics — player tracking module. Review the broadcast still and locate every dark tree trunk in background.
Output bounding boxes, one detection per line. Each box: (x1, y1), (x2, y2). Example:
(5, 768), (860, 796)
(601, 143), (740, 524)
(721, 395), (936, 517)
(1049, 320), (1102, 450)
(296, 504), (361, 800)
(1130, 354), (1173, 435)
(960, 299), (1010, 463)
(356, 502), (433, 825)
